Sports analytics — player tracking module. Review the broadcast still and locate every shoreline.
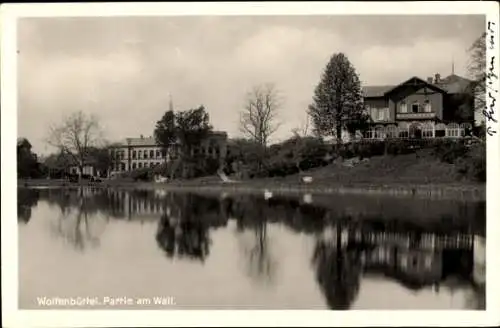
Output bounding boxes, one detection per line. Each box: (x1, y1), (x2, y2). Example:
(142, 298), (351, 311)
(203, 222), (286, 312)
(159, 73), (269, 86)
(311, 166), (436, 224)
(18, 179), (486, 201)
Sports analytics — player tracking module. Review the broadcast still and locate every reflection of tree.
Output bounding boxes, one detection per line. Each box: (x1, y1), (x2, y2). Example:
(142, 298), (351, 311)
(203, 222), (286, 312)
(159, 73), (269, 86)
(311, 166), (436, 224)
(312, 228), (362, 310)
(230, 197), (277, 285)
(465, 284), (485, 310)
(245, 220), (276, 285)
(17, 188), (40, 223)
(155, 194), (212, 262)
(50, 188), (108, 251)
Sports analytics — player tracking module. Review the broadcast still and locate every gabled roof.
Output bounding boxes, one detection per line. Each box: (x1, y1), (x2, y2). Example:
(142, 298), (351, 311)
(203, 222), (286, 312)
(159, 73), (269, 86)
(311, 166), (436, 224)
(383, 76), (449, 96)
(362, 85), (395, 98)
(362, 75), (456, 98)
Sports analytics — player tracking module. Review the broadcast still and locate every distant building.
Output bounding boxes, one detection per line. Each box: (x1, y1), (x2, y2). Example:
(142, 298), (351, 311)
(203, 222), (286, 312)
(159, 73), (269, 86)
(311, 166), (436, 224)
(108, 131), (228, 175)
(67, 155), (101, 177)
(361, 73), (476, 139)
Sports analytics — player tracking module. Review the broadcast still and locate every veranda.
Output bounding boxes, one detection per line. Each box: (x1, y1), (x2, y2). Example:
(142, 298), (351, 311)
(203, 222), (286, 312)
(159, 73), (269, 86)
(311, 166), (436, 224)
(363, 122), (473, 140)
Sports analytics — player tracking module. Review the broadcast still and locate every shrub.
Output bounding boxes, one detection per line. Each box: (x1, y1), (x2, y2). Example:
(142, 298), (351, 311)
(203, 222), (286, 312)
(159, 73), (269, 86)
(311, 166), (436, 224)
(386, 139), (415, 156)
(432, 139), (468, 164)
(456, 143), (486, 182)
(353, 140), (385, 158)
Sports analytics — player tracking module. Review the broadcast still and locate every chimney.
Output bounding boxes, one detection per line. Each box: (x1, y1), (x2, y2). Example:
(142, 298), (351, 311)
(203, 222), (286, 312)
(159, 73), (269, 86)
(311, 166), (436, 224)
(140, 134), (144, 139)
(434, 73), (441, 84)
(427, 77), (433, 84)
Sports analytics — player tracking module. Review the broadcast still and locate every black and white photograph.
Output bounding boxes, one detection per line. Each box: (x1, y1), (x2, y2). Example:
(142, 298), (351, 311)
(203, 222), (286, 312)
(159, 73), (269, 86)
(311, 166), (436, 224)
(1, 2), (499, 327)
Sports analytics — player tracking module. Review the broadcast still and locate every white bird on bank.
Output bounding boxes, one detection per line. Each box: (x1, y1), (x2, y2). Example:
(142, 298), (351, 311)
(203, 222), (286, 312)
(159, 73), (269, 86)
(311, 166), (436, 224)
(264, 189), (273, 200)
(301, 176), (313, 184)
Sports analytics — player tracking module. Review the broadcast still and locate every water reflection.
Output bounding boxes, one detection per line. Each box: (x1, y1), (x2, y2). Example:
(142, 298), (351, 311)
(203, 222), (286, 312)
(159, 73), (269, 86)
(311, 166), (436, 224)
(155, 194), (218, 262)
(44, 188), (109, 251)
(18, 187), (486, 310)
(18, 188), (40, 223)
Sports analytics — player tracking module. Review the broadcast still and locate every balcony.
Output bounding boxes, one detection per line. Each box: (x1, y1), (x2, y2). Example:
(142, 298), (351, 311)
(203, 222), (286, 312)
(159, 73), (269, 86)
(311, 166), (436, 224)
(396, 112), (436, 120)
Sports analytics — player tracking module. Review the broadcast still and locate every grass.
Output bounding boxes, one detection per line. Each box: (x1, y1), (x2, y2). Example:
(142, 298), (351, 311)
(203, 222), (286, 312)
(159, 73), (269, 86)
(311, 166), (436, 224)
(19, 150), (485, 201)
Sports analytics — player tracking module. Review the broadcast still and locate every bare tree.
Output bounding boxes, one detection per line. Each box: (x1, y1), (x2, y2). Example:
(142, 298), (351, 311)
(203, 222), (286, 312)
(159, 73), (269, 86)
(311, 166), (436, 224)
(47, 111), (103, 180)
(239, 83), (282, 148)
(467, 33), (487, 116)
(291, 114), (310, 138)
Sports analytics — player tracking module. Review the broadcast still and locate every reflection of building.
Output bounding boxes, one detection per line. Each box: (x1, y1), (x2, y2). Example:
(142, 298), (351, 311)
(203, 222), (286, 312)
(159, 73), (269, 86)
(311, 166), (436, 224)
(102, 189), (167, 220)
(108, 131), (228, 175)
(364, 245), (443, 288)
(316, 224), (478, 293)
(361, 73), (475, 140)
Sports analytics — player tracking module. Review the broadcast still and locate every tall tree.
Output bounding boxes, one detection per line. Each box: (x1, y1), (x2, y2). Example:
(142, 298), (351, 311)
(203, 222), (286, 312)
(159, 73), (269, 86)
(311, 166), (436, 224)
(17, 138), (40, 178)
(308, 53), (365, 145)
(154, 105), (213, 178)
(87, 145), (113, 177)
(47, 111), (103, 180)
(467, 32), (487, 118)
(175, 105), (212, 155)
(154, 110), (177, 162)
(239, 83), (281, 148)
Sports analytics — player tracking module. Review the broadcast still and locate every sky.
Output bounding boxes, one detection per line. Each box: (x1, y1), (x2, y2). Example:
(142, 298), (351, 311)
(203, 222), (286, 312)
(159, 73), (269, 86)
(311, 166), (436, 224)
(17, 14), (485, 155)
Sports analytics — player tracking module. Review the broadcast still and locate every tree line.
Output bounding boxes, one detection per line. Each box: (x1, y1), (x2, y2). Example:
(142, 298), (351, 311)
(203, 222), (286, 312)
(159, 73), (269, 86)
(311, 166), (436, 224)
(30, 32), (485, 181)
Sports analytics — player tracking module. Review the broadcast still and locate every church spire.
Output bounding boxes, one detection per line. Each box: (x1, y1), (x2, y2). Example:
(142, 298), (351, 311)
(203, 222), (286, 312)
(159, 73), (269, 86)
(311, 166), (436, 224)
(451, 57), (455, 75)
(168, 93), (174, 112)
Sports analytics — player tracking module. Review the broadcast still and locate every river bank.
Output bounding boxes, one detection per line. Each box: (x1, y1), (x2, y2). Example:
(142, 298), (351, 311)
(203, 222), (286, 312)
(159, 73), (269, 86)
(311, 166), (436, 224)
(18, 178), (486, 201)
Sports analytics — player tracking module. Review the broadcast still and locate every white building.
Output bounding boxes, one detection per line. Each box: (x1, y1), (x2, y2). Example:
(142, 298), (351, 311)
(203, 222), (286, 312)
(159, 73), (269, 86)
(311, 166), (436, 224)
(109, 136), (169, 175)
(109, 132), (228, 175)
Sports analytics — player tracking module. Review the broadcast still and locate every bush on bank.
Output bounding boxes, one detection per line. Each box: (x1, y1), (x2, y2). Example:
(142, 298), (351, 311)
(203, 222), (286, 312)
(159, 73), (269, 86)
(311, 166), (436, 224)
(113, 136), (485, 183)
(250, 137), (484, 182)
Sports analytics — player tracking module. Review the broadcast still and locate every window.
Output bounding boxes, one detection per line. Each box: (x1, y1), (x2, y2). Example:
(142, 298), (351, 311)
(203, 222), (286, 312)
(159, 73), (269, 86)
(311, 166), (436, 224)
(132, 163), (136, 170)
(138, 162), (143, 168)
(132, 150), (137, 159)
(150, 150), (154, 158)
(400, 101), (407, 113)
(412, 102), (419, 113)
(138, 150), (142, 159)
(387, 126), (398, 138)
(375, 127), (386, 139)
(363, 129), (374, 139)
(424, 99), (432, 113)
(446, 123), (460, 138)
(399, 129), (409, 138)
(435, 123), (446, 137)
(422, 123), (434, 138)
(144, 150), (148, 159)
(156, 150), (161, 158)
(461, 123), (472, 137)
(121, 163), (126, 171)
(144, 162), (149, 168)
(377, 109), (385, 121)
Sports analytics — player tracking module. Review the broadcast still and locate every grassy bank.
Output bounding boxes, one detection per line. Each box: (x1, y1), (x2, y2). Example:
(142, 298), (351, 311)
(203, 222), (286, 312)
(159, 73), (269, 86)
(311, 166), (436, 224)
(18, 151), (486, 201)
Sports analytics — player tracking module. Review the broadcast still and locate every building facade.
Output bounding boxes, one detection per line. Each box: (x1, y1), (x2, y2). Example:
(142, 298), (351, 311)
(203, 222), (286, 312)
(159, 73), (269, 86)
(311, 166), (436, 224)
(109, 131), (228, 175)
(361, 73), (475, 140)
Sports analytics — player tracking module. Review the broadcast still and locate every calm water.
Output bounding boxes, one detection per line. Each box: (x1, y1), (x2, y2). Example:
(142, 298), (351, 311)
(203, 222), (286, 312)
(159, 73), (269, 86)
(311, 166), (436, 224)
(18, 187), (486, 310)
